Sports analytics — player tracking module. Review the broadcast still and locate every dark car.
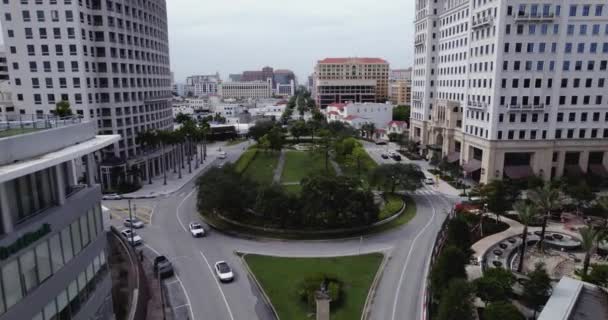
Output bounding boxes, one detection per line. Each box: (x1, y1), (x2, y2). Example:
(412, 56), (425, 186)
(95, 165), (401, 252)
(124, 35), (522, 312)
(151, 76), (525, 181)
(381, 153), (389, 159)
(392, 154), (402, 161)
(153, 255), (174, 279)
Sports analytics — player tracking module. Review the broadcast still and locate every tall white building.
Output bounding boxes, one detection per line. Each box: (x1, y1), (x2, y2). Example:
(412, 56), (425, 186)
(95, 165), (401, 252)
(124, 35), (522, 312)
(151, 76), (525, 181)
(185, 73), (221, 97)
(411, 0), (608, 183)
(0, 0), (173, 183)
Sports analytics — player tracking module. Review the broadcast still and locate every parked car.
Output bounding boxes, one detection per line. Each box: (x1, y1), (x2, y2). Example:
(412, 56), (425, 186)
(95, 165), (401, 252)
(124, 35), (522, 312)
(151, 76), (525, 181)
(424, 178), (435, 185)
(391, 154), (402, 161)
(189, 222), (205, 237)
(102, 193), (122, 200)
(153, 255), (174, 278)
(375, 140), (387, 145)
(124, 217), (144, 229)
(381, 153), (389, 159)
(214, 261), (234, 282)
(120, 229), (142, 246)
(219, 151), (227, 159)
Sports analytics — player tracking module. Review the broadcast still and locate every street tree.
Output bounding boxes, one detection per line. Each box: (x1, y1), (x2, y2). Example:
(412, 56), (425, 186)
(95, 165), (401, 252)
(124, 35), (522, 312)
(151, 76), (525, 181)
(447, 215), (473, 256)
(289, 120), (309, 143)
(392, 105), (410, 122)
(249, 121), (275, 142)
(484, 302), (525, 320)
(175, 112), (190, 124)
(55, 100), (73, 117)
(565, 181), (595, 215)
(436, 279), (474, 320)
(430, 246), (468, 299)
(474, 267), (515, 304)
(347, 147), (367, 178)
(369, 163), (424, 194)
(522, 262), (552, 319)
(316, 129), (333, 172)
(528, 183), (561, 251)
(514, 201), (539, 272)
(481, 180), (512, 221)
(196, 166), (257, 219)
(266, 126), (285, 152)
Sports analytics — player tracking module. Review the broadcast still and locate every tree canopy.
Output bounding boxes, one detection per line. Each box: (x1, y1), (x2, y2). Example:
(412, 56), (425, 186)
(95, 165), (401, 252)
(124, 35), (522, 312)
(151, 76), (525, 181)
(483, 302), (524, 320)
(430, 246), (468, 299)
(369, 163), (424, 193)
(55, 100), (73, 117)
(436, 279), (474, 320)
(522, 262), (552, 315)
(474, 267), (515, 303)
(392, 105), (410, 122)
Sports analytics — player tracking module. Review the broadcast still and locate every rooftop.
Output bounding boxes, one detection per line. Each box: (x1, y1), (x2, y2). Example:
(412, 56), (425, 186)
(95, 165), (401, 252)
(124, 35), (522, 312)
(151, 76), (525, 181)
(318, 57), (388, 64)
(538, 277), (608, 320)
(0, 114), (84, 138)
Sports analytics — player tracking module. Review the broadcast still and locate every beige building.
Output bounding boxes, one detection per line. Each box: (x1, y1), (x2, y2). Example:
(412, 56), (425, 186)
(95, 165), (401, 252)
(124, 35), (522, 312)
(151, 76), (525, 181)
(390, 80), (411, 106)
(411, 0), (608, 184)
(219, 79), (273, 99)
(314, 58), (389, 108)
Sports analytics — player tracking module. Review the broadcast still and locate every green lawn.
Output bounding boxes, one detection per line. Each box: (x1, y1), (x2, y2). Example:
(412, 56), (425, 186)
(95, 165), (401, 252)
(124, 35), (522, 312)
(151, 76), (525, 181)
(281, 151), (334, 183)
(0, 128), (41, 138)
(242, 151), (280, 184)
(378, 193), (404, 220)
(283, 184), (302, 195)
(244, 253), (383, 320)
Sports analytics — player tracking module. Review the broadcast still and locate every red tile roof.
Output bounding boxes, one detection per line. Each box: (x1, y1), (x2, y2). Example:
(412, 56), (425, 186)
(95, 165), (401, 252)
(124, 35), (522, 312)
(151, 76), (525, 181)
(328, 102), (347, 109)
(344, 115), (360, 120)
(318, 57), (388, 64)
(327, 111), (339, 116)
(388, 120), (408, 127)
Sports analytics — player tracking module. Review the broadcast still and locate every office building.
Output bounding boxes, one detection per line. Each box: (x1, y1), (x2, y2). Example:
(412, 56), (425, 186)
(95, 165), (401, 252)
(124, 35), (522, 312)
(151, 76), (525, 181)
(0, 120), (119, 320)
(219, 79), (273, 99)
(314, 57), (390, 108)
(410, 0), (608, 183)
(389, 68), (412, 82)
(390, 80), (412, 106)
(184, 73), (221, 97)
(324, 102), (395, 131)
(0, 0), (174, 184)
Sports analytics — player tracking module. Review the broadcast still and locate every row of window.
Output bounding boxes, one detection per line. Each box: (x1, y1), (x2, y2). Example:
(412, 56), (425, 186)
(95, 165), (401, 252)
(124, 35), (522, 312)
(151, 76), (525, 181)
(30, 252), (108, 320)
(502, 60), (608, 72)
(497, 128), (608, 141)
(0, 204), (104, 315)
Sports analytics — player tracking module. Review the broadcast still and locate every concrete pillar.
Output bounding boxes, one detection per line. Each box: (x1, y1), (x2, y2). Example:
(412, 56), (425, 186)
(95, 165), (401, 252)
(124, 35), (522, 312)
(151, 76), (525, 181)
(0, 182), (14, 234)
(533, 149), (553, 181)
(86, 154), (96, 187)
(555, 151), (566, 179)
(602, 151), (608, 168)
(55, 165), (66, 205)
(579, 150), (590, 173)
(29, 174), (41, 210)
(315, 291), (331, 320)
(67, 160), (77, 186)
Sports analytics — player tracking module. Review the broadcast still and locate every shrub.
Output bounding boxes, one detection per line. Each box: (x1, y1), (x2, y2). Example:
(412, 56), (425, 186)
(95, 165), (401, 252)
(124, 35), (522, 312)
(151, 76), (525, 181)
(297, 274), (342, 309)
(234, 148), (257, 173)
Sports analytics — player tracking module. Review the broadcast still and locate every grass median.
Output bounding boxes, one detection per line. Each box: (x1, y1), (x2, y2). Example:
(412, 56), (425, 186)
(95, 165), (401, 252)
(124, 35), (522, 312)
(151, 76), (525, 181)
(244, 253), (383, 320)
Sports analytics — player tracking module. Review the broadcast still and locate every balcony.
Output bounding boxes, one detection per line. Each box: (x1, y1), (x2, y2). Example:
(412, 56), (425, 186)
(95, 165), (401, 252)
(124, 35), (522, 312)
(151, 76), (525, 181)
(472, 16), (493, 29)
(514, 12), (555, 22)
(506, 104), (547, 112)
(414, 38), (425, 46)
(467, 101), (488, 110)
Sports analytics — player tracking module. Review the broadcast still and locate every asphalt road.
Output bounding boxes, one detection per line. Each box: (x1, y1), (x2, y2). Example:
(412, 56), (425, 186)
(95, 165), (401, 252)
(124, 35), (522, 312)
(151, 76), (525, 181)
(104, 140), (460, 320)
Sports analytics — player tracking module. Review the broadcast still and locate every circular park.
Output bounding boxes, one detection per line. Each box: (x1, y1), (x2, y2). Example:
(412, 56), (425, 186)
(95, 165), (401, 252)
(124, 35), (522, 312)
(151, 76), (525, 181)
(195, 119), (424, 239)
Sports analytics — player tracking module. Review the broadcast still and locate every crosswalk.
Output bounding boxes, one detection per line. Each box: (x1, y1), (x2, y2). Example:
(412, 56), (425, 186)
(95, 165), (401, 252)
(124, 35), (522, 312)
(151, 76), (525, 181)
(410, 189), (441, 196)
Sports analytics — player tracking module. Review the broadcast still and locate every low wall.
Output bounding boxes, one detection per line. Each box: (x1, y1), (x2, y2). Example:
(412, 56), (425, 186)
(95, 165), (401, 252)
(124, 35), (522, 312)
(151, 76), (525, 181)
(108, 226), (150, 320)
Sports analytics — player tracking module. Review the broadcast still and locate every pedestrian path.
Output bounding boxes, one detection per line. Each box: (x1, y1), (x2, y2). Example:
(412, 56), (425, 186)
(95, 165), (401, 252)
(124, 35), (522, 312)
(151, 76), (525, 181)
(330, 158), (343, 176)
(273, 149), (287, 183)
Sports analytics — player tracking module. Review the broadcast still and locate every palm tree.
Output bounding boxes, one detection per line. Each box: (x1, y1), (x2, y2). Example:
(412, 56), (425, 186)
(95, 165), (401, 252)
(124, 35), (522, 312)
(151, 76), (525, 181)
(135, 130), (158, 185)
(514, 202), (538, 273)
(156, 130), (171, 185)
(579, 227), (599, 276)
(199, 120), (210, 162)
(528, 183), (561, 251)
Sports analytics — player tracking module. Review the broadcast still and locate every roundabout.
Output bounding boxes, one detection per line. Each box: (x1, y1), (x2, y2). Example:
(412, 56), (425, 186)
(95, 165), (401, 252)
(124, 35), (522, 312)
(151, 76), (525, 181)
(105, 141), (459, 320)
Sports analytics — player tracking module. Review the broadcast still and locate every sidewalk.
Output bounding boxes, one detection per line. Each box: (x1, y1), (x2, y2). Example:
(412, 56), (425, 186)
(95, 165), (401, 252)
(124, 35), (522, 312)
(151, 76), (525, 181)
(123, 141), (227, 198)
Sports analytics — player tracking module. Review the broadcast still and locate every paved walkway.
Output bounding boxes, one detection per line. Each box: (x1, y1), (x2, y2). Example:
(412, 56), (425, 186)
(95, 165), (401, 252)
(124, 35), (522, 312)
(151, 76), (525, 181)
(330, 158), (343, 176)
(122, 141), (248, 198)
(273, 149), (287, 183)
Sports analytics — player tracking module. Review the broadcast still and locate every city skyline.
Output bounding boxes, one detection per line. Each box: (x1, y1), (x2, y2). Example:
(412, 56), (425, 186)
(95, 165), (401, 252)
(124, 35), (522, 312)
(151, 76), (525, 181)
(0, 0), (415, 82)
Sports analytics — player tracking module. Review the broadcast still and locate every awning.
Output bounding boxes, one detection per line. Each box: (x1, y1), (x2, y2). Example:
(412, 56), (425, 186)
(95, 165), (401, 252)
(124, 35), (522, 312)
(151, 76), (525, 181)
(463, 159), (482, 173)
(565, 165), (583, 177)
(504, 165), (534, 179)
(447, 152), (460, 163)
(589, 164), (608, 177)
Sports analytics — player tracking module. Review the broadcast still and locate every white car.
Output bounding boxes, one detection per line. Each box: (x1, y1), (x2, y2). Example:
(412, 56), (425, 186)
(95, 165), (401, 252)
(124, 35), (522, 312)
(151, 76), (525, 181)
(218, 151), (227, 159)
(120, 229), (142, 246)
(102, 193), (122, 200)
(189, 222), (205, 237)
(124, 217), (144, 229)
(424, 178), (435, 185)
(214, 261), (234, 282)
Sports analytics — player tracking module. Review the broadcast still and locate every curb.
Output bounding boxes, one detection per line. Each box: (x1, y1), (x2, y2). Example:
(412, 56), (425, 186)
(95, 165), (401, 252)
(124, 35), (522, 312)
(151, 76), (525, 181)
(238, 253), (280, 320)
(360, 252), (390, 320)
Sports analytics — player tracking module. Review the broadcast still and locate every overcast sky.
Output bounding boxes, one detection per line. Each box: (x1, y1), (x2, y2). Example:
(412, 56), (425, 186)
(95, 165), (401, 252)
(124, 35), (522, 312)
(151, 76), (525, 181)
(1, 0), (415, 83)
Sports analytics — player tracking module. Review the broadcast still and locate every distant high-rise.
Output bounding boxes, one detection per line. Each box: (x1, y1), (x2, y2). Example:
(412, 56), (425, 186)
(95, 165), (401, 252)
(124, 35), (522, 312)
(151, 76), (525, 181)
(0, 0), (174, 182)
(411, 0), (608, 184)
(314, 57), (389, 108)
(232, 67), (296, 96)
(184, 73), (221, 97)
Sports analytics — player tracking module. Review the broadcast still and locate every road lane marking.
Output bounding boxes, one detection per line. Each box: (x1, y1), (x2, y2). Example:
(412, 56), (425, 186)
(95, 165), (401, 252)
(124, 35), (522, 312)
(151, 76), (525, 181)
(173, 303), (190, 310)
(176, 188), (197, 233)
(175, 275), (196, 320)
(391, 195), (437, 320)
(199, 251), (235, 320)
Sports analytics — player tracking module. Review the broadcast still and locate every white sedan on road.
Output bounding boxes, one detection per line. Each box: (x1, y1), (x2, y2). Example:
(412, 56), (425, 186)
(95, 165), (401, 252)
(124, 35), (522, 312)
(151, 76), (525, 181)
(189, 222), (206, 237)
(214, 261), (234, 282)
(102, 193), (122, 200)
(120, 229), (142, 246)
